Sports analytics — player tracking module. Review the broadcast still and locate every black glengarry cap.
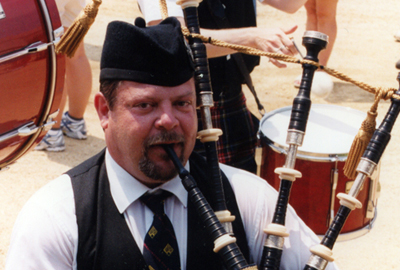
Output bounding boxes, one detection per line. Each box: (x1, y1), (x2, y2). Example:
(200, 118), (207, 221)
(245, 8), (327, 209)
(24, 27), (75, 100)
(100, 17), (194, 86)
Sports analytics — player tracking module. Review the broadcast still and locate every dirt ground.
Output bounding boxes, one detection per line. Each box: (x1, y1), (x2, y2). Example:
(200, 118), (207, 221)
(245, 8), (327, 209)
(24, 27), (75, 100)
(1, 0), (400, 269)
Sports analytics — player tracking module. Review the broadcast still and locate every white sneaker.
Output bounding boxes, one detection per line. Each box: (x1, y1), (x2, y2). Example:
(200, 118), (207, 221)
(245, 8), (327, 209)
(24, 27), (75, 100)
(61, 112), (87, 140)
(35, 129), (65, 152)
(293, 71), (333, 98)
(311, 71), (333, 98)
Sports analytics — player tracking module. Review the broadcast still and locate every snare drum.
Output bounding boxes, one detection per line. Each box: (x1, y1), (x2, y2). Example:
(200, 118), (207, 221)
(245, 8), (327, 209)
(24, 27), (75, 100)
(259, 104), (379, 240)
(0, 0), (65, 170)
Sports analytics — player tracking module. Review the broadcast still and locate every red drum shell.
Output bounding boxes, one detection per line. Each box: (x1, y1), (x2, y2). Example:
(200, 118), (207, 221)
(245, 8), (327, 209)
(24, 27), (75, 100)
(0, 0), (65, 168)
(259, 104), (378, 240)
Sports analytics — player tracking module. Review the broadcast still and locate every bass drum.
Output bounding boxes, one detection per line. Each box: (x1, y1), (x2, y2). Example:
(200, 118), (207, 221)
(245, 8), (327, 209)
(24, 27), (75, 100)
(259, 104), (380, 241)
(0, 0), (65, 170)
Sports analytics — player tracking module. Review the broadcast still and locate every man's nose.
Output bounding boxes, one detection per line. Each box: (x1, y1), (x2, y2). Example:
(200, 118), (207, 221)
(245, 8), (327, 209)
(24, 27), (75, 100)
(155, 107), (179, 130)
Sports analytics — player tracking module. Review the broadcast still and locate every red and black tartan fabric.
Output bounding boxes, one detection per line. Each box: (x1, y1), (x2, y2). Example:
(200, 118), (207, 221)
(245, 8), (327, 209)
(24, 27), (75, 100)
(194, 92), (258, 173)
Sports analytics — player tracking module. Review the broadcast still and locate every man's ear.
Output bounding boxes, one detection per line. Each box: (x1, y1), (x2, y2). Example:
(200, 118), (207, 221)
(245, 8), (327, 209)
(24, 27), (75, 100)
(94, 92), (110, 130)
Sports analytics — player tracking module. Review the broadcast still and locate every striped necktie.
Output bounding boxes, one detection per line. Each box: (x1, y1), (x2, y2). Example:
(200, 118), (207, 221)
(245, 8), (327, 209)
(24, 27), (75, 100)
(140, 190), (181, 270)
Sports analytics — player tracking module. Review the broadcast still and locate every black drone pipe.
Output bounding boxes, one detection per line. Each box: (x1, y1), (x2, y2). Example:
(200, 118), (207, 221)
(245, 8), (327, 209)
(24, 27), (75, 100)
(260, 31), (328, 270)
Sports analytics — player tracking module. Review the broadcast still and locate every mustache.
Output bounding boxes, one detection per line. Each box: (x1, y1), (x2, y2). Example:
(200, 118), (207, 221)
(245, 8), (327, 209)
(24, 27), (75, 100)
(143, 131), (185, 149)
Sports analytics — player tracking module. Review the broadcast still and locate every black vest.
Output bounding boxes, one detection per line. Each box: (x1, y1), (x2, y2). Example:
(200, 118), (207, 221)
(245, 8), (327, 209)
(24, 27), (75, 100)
(68, 149), (250, 270)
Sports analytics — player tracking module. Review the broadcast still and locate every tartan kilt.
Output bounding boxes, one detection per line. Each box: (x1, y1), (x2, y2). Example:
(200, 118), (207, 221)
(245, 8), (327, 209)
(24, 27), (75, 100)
(194, 92), (259, 172)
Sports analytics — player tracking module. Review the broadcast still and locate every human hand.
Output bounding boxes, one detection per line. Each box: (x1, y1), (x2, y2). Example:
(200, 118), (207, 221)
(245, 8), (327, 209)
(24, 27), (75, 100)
(253, 25), (298, 68)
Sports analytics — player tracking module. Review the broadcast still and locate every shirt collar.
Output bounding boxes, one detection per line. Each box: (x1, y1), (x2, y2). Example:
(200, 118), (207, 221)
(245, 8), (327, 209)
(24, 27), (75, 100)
(105, 149), (188, 214)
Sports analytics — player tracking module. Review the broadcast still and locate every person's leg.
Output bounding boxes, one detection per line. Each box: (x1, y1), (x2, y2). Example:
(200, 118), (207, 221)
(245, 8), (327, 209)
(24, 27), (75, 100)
(304, 0), (317, 34)
(60, 39), (92, 139)
(311, 0), (339, 67)
(52, 83), (68, 129)
(294, 0), (317, 88)
(64, 41), (92, 119)
(34, 54), (68, 151)
(296, 0), (337, 98)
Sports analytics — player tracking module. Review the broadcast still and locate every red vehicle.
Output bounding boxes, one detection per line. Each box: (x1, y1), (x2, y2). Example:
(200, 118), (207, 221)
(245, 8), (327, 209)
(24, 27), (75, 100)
(0, 0), (65, 170)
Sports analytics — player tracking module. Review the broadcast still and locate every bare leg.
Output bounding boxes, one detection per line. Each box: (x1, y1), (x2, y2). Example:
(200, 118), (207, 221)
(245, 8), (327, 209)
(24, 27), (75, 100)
(52, 84), (67, 129)
(305, 0), (339, 67)
(50, 40), (91, 130)
(64, 41), (92, 119)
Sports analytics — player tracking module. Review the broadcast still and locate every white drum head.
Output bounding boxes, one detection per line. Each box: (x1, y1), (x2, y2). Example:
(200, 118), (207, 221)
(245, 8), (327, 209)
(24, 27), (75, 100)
(259, 104), (370, 161)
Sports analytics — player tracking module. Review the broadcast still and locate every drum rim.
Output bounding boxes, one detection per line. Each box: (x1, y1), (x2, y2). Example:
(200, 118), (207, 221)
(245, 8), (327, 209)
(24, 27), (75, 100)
(258, 104), (368, 162)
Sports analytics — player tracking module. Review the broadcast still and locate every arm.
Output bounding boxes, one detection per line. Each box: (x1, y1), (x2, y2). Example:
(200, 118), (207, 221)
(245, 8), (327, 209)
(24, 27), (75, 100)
(138, 0), (299, 68)
(259, 0), (308, 14)
(5, 175), (77, 270)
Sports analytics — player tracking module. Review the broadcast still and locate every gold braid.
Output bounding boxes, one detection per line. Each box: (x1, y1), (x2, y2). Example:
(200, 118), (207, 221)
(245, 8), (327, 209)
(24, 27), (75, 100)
(181, 29), (399, 178)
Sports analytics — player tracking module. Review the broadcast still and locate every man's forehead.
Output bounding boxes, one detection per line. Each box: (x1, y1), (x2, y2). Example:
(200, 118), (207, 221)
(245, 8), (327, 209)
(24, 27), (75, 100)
(118, 80), (196, 97)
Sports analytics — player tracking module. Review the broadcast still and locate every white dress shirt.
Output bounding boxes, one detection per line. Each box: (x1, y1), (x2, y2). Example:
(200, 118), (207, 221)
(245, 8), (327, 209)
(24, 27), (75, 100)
(6, 149), (339, 269)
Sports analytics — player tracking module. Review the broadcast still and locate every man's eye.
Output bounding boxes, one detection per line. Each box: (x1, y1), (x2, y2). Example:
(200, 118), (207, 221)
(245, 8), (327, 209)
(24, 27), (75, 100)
(176, 101), (192, 107)
(135, 103), (152, 109)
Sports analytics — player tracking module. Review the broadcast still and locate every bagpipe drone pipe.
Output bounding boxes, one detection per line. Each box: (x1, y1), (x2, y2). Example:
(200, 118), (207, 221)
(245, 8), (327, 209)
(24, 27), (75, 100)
(259, 31), (328, 270)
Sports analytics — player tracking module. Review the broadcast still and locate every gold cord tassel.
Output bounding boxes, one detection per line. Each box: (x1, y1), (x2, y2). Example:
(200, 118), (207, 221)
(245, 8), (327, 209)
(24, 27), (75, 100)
(56, 0), (102, 58)
(344, 90), (383, 179)
(159, 0), (168, 20)
(343, 111), (377, 179)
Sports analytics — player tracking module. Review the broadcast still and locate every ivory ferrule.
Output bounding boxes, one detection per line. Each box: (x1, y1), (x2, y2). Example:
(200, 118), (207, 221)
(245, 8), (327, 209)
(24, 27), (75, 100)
(337, 193), (362, 210)
(263, 223), (289, 237)
(197, 128), (223, 142)
(213, 234), (237, 253)
(274, 167), (302, 182)
(176, 0), (201, 9)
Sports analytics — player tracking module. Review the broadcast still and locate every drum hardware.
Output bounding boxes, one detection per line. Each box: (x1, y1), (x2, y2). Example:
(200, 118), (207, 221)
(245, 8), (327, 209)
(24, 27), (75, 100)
(366, 197), (375, 220)
(0, 3), (5, 19)
(328, 158), (339, 226)
(0, 26), (64, 64)
(53, 26), (64, 42)
(366, 163), (380, 219)
(345, 181), (355, 194)
(38, 0), (56, 38)
(0, 166), (10, 172)
(0, 110), (58, 144)
(0, 122), (40, 144)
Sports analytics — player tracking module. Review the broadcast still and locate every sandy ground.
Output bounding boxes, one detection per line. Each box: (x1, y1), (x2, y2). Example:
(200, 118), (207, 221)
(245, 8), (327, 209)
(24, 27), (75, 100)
(1, 0), (400, 269)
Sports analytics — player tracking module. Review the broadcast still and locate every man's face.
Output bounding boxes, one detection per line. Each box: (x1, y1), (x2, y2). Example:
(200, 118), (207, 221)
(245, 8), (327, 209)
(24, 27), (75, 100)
(95, 79), (197, 187)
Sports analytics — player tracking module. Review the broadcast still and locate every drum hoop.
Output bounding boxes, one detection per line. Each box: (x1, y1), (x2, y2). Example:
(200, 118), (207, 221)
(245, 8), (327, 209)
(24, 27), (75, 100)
(259, 104), (368, 162)
(260, 134), (348, 162)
